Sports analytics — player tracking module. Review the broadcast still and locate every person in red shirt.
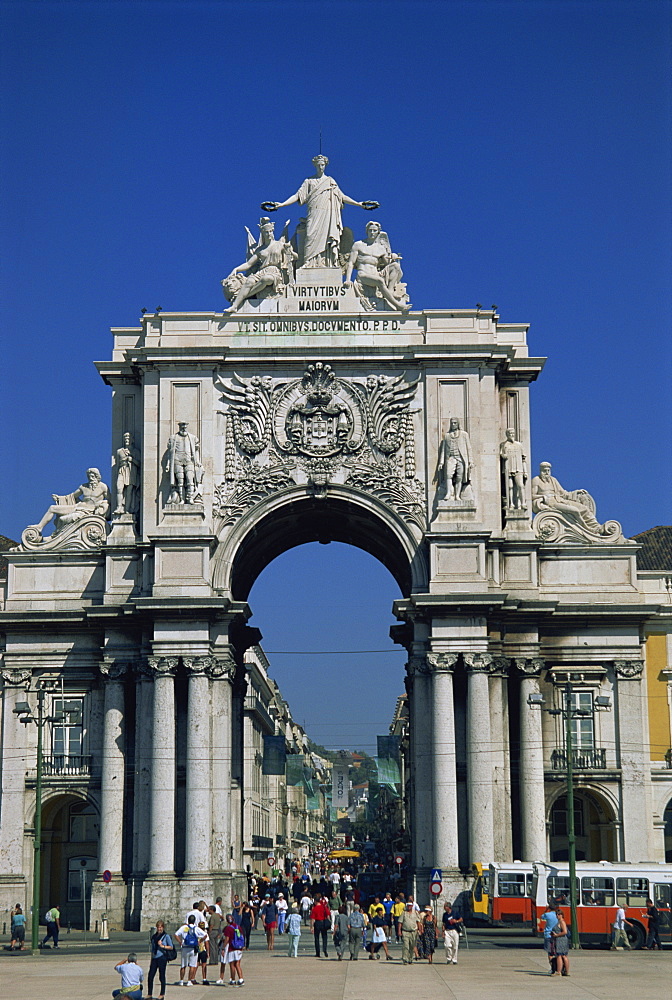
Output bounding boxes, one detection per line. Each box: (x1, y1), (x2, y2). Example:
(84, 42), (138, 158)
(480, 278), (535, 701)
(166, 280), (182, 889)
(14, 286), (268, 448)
(310, 894), (331, 958)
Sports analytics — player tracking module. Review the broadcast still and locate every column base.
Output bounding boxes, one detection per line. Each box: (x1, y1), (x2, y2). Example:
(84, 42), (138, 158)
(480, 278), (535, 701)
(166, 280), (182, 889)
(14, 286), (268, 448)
(140, 871), (249, 930)
(90, 875), (127, 932)
(410, 867), (470, 909)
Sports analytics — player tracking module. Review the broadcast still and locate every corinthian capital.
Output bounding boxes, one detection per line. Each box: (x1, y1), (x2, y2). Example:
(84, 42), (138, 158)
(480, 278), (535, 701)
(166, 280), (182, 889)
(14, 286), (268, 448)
(0, 667), (31, 688)
(514, 656), (545, 676)
(210, 654), (237, 680)
(183, 655), (212, 676)
(99, 660), (129, 682)
(463, 652), (494, 673)
(613, 659), (644, 679)
(147, 656), (178, 677)
(406, 654), (429, 676)
(426, 652), (458, 673)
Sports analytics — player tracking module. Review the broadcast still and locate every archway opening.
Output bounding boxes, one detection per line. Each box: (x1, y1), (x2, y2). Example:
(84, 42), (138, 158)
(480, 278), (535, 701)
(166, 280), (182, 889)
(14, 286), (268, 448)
(245, 540), (408, 863)
(549, 790), (617, 862)
(39, 795), (99, 928)
(229, 494), (420, 602)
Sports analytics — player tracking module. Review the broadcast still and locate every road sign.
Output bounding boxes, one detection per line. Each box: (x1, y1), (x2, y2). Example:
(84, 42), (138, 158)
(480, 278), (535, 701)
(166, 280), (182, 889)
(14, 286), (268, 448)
(267, 855), (276, 866)
(394, 854), (404, 865)
(102, 870), (112, 883)
(430, 881), (443, 896)
(430, 868), (442, 881)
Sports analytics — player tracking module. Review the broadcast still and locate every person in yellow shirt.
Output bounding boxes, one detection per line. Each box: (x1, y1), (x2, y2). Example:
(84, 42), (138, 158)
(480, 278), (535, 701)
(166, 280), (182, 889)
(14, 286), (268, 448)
(392, 896), (405, 943)
(368, 897), (382, 919)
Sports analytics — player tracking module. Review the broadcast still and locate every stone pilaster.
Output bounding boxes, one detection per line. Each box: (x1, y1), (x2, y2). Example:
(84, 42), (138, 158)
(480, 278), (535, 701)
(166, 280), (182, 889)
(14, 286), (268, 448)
(613, 659), (656, 860)
(515, 657), (547, 861)
(0, 668), (30, 913)
(464, 653), (495, 863)
(210, 653), (236, 873)
(183, 655), (213, 875)
(427, 652), (459, 869)
(129, 661), (153, 922)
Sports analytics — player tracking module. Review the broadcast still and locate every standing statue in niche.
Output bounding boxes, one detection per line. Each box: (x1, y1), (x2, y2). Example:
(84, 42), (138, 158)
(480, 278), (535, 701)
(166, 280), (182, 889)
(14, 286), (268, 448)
(223, 217), (297, 313)
(344, 220), (411, 312)
(261, 154), (379, 268)
(439, 418), (474, 501)
(113, 431), (141, 516)
(166, 422), (203, 504)
(500, 428), (527, 509)
(30, 468), (110, 536)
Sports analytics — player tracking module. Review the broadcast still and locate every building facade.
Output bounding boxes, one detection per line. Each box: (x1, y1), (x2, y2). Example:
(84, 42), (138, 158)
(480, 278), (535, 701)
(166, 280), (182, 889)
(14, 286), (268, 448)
(1, 167), (671, 927)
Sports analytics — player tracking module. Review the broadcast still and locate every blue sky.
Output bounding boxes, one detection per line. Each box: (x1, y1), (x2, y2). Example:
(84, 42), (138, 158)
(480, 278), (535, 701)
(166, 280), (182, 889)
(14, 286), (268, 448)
(2, 0), (670, 750)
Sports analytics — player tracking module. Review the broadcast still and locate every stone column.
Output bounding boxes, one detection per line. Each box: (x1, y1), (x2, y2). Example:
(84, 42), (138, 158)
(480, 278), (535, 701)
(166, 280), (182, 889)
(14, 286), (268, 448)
(614, 660), (656, 860)
(427, 652), (459, 869)
(0, 668), (31, 897)
(516, 657), (547, 861)
(210, 653), (236, 874)
(132, 663), (153, 883)
(489, 658), (512, 860)
(407, 654), (433, 871)
(148, 656), (178, 875)
(184, 656), (213, 875)
(464, 653), (495, 863)
(98, 660), (127, 874)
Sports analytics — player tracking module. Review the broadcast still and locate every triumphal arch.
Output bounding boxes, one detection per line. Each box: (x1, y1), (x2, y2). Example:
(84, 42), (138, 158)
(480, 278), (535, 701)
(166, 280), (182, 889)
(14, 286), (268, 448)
(1, 156), (665, 929)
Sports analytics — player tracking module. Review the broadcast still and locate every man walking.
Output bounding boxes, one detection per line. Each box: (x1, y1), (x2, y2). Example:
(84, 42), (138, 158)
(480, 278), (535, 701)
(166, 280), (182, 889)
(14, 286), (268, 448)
(612, 904), (633, 949)
(347, 904), (365, 959)
(442, 902), (463, 965)
(310, 893), (331, 958)
(41, 903), (60, 949)
(400, 901), (421, 964)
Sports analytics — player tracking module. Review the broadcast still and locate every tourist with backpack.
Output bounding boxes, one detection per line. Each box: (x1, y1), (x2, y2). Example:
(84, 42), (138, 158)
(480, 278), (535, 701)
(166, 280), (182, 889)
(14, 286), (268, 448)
(217, 913), (245, 987)
(147, 920), (174, 999)
(41, 903), (60, 949)
(174, 913), (206, 986)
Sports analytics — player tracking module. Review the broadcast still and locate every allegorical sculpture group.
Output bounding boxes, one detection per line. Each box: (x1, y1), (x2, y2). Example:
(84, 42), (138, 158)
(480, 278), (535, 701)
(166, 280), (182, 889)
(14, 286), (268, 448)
(221, 155), (411, 314)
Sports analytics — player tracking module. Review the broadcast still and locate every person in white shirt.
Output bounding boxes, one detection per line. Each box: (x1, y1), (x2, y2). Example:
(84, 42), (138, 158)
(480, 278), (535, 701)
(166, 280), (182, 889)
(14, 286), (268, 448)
(612, 906), (633, 949)
(276, 892), (289, 934)
(175, 914), (207, 985)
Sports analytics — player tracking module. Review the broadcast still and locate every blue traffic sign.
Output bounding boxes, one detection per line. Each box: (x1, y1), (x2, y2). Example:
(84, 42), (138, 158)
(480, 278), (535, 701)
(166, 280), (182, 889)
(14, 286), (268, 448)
(430, 868), (442, 881)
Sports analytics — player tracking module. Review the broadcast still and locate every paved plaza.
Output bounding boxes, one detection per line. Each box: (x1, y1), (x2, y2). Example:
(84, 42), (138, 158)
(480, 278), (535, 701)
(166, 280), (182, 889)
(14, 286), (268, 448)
(0, 930), (667, 1000)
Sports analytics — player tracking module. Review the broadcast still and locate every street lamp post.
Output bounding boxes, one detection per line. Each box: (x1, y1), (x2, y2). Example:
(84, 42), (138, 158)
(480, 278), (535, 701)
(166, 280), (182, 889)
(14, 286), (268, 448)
(14, 683), (64, 954)
(528, 679), (611, 951)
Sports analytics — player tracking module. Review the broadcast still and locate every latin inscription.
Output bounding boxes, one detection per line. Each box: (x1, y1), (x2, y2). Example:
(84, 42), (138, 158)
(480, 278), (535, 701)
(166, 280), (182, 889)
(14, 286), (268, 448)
(239, 318), (402, 333)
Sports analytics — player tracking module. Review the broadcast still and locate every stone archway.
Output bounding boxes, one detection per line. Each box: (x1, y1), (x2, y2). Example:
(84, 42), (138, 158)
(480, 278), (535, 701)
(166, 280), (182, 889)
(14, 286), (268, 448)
(39, 793), (99, 928)
(213, 485), (427, 601)
(548, 785), (618, 862)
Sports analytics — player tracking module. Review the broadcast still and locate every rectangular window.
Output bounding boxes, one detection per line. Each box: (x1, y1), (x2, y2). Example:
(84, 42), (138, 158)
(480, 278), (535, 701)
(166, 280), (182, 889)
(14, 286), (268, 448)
(547, 876), (579, 903)
(581, 876), (614, 906)
(551, 804), (584, 837)
(654, 884), (671, 909)
(52, 697), (85, 760)
(616, 877), (649, 906)
(563, 690), (594, 749)
(498, 873), (526, 897)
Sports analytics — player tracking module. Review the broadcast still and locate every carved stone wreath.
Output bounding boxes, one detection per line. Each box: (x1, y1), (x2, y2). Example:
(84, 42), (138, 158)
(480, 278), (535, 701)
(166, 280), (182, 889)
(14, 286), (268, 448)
(215, 363), (423, 526)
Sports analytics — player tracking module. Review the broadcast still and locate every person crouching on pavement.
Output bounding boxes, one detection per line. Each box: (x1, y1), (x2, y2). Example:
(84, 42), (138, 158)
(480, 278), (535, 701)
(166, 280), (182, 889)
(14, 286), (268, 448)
(112, 952), (143, 999)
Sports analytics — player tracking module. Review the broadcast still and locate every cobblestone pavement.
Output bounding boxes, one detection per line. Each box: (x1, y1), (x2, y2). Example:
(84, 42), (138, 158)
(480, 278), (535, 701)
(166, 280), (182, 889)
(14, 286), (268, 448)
(0, 930), (668, 1000)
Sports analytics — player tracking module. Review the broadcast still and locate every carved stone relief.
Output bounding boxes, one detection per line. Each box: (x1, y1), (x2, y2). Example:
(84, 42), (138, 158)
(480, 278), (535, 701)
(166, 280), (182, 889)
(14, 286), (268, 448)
(15, 468), (110, 552)
(214, 363), (424, 527)
(613, 659), (644, 679)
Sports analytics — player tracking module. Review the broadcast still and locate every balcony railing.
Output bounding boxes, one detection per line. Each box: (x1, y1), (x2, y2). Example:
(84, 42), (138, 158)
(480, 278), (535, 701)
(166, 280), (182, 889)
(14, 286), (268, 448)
(251, 835), (273, 849)
(42, 754), (92, 777)
(550, 747), (606, 771)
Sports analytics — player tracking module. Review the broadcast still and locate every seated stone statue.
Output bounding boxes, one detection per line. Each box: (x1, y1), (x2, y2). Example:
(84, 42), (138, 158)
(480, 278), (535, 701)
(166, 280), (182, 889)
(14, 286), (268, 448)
(344, 220), (410, 312)
(31, 468), (110, 536)
(222, 217), (297, 313)
(531, 461), (621, 542)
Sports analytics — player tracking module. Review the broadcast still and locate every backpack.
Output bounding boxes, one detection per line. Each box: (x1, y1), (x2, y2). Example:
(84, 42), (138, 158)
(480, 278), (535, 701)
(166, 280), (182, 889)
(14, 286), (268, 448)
(232, 928), (245, 950)
(184, 927), (198, 949)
